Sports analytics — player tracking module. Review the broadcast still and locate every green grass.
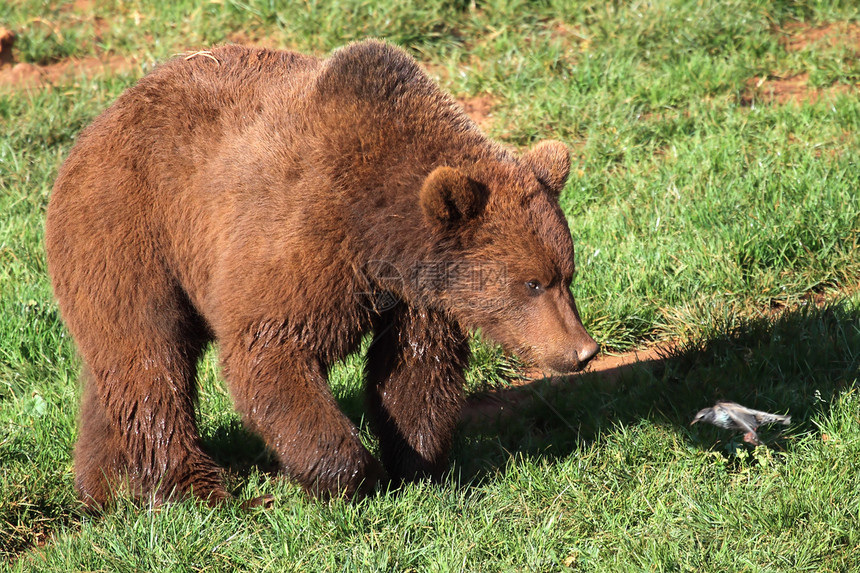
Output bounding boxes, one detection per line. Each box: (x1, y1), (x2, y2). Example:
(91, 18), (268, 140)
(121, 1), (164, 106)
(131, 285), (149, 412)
(2, 0), (860, 570)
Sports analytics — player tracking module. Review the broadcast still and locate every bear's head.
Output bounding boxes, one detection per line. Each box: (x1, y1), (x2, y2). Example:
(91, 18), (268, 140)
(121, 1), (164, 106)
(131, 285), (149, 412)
(419, 140), (600, 374)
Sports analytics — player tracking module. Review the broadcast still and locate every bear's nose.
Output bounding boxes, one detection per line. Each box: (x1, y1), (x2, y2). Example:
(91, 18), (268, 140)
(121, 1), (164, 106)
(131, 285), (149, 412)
(578, 340), (600, 366)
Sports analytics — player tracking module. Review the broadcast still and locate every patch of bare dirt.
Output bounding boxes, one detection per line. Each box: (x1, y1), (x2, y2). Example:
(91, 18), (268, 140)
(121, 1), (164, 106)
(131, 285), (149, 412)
(458, 94), (495, 130)
(780, 21), (860, 53)
(742, 21), (860, 106)
(0, 18), (139, 91)
(522, 343), (668, 383)
(0, 53), (139, 91)
(70, 0), (96, 12)
(226, 31), (290, 50)
(548, 20), (591, 52)
(460, 343), (671, 427)
(741, 72), (854, 106)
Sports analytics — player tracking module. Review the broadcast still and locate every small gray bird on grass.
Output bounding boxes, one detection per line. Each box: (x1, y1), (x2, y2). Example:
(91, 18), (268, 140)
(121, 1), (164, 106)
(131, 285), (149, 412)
(691, 401), (791, 445)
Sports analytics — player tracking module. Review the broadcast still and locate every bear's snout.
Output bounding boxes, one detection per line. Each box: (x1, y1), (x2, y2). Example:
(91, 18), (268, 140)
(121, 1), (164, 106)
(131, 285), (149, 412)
(517, 287), (600, 374)
(577, 338), (600, 367)
(545, 336), (599, 374)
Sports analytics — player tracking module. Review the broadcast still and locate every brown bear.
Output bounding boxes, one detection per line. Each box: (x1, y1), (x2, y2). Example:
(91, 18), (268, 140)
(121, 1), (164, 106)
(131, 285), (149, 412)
(45, 39), (599, 507)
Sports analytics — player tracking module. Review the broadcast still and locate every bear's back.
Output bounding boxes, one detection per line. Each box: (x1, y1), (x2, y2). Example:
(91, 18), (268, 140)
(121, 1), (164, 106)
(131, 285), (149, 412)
(127, 45), (318, 137)
(48, 40), (506, 300)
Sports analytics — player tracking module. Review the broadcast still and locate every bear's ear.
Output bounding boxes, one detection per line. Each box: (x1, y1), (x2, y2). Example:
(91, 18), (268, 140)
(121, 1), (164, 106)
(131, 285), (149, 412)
(420, 166), (486, 225)
(521, 140), (571, 197)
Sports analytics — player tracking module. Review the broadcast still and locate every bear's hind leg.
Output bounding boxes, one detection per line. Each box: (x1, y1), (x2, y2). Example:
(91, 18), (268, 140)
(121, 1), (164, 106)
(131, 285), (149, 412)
(366, 307), (469, 484)
(74, 369), (124, 509)
(76, 337), (228, 507)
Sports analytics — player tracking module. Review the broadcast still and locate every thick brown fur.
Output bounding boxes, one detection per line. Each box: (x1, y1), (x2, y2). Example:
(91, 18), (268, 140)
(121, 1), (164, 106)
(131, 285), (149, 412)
(45, 40), (599, 507)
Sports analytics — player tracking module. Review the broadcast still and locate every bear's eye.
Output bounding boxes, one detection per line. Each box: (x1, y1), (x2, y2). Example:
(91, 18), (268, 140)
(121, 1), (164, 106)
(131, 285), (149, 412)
(525, 280), (543, 294)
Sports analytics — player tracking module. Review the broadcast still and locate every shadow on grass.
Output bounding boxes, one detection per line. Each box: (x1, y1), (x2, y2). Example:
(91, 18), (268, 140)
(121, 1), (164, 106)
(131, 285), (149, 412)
(201, 419), (280, 482)
(453, 298), (860, 484)
(192, 299), (858, 496)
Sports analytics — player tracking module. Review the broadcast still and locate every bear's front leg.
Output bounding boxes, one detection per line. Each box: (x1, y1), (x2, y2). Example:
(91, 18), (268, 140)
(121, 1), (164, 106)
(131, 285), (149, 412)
(221, 324), (382, 499)
(366, 306), (469, 485)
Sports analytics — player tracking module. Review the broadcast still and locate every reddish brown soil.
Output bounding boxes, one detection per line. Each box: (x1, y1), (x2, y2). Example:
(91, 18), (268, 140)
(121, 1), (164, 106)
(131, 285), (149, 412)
(70, 0), (97, 12)
(0, 54), (139, 90)
(741, 72), (854, 106)
(779, 21), (860, 53)
(0, 12), (140, 90)
(742, 21), (860, 106)
(226, 31), (287, 49)
(548, 20), (591, 52)
(460, 344), (670, 426)
(458, 94), (495, 129)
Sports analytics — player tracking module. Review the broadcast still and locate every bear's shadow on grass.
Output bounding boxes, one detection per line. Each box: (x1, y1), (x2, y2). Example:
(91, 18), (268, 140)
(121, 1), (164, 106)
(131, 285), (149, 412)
(202, 420), (281, 482)
(198, 300), (858, 493)
(452, 300), (859, 485)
